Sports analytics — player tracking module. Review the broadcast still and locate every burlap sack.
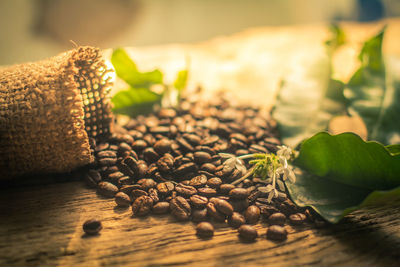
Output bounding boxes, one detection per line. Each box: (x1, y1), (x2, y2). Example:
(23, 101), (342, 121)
(0, 46), (113, 179)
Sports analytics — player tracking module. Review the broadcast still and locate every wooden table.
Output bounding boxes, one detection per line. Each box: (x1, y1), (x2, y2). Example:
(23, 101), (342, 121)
(1, 181), (399, 266)
(2, 20), (400, 266)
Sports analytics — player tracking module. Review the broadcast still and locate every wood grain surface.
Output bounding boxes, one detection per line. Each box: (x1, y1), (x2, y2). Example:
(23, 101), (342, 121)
(1, 181), (399, 266)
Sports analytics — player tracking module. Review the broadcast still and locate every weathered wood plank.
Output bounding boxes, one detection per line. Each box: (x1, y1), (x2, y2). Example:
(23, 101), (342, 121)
(1, 181), (399, 266)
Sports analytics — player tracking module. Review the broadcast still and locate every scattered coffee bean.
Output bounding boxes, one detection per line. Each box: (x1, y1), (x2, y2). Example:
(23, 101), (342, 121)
(193, 151), (212, 164)
(206, 202), (226, 222)
(238, 224), (258, 241)
(152, 202), (170, 214)
(207, 177), (222, 188)
(196, 222), (214, 238)
(228, 212), (246, 228)
(132, 196), (153, 216)
(219, 184), (235, 195)
(214, 199), (234, 216)
(175, 183), (197, 197)
(268, 213), (286, 226)
(191, 208), (208, 222)
(83, 219), (102, 235)
(114, 192), (131, 207)
(137, 178), (157, 191)
(190, 195), (209, 208)
(189, 175), (208, 188)
(84, 169), (102, 188)
(154, 139), (172, 154)
(197, 187), (217, 198)
(170, 196), (191, 221)
(97, 181), (118, 198)
(245, 205), (260, 224)
(156, 182), (175, 196)
(266, 225), (287, 241)
(229, 188), (249, 199)
(289, 213), (307, 225)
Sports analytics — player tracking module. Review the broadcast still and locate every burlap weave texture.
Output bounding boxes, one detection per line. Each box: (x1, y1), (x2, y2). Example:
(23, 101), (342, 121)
(0, 46), (113, 179)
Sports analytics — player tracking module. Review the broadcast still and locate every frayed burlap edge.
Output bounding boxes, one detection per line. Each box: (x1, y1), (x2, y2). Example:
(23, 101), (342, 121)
(0, 46), (113, 179)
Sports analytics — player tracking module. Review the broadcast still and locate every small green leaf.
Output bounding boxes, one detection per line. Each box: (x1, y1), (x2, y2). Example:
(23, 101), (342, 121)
(111, 48), (163, 88)
(112, 88), (162, 117)
(173, 70), (188, 91)
(325, 23), (346, 52)
(358, 27), (385, 73)
(287, 132), (400, 223)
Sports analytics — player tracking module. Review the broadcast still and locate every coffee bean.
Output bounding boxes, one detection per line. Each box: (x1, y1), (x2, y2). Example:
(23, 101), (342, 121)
(98, 158), (117, 167)
(175, 183), (197, 197)
(132, 140), (147, 151)
(189, 175), (207, 188)
(219, 184), (235, 195)
(197, 187), (217, 198)
(268, 213), (286, 226)
(191, 208), (208, 222)
(83, 219), (102, 235)
(117, 142), (133, 156)
(115, 192), (131, 207)
(136, 162), (148, 179)
(279, 199), (298, 215)
(190, 195), (209, 208)
(119, 185), (137, 195)
(130, 189), (148, 201)
(214, 199), (234, 216)
(195, 146), (216, 156)
(170, 196), (191, 221)
(97, 182), (118, 197)
(107, 171), (125, 184)
(95, 142), (109, 152)
(193, 151), (212, 164)
(148, 188), (159, 203)
(200, 163), (216, 173)
(143, 147), (160, 163)
(156, 182), (175, 196)
(84, 169), (102, 188)
(206, 202), (226, 222)
(183, 133), (201, 146)
(173, 162), (197, 176)
(152, 202), (170, 214)
(137, 178), (157, 191)
(154, 138), (172, 154)
(97, 150), (117, 159)
(149, 126), (170, 135)
(249, 144), (268, 154)
(230, 199), (249, 212)
(258, 205), (279, 218)
(176, 137), (194, 152)
(207, 177), (222, 188)
(157, 154), (174, 172)
(266, 225), (287, 241)
(201, 135), (219, 146)
(238, 225), (258, 241)
(196, 222), (214, 238)
(245, 205), (260, 224)
(132, 196), (153, 216)
(158, 108), (176, 118)
(228, 212), (246, 228)
(229, 188), (249, 199)
(289, 213), (306, 225)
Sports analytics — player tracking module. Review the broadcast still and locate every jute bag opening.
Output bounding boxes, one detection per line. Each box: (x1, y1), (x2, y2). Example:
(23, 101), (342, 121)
(0, 46), (113, 179)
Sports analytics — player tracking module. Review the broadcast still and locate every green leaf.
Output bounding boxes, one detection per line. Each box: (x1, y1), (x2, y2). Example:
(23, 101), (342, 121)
(344, 27), (400, 145)
(173, 70), (188, 91)
(325, 23), (346, 52)
(112, 88), (162, 117)
(286, 132), (400, 223)
(111, 48), (163, 88)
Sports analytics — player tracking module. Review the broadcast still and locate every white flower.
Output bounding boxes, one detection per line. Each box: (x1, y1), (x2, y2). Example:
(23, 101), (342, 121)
(277, 145), (293, 160)
(276, 163), (296, 183)
(219, 153), (247, 175)
(267, 188), (278, 202)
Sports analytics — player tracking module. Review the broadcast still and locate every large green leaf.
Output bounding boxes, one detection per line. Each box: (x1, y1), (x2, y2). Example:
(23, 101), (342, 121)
(112, 88), (162, 117)
(344, 27), (400, 145)
(286, 132), (400, 223)
(272, 25), (346, 148)
(173, 70), (188, 91)
(111, 48), (163, 88)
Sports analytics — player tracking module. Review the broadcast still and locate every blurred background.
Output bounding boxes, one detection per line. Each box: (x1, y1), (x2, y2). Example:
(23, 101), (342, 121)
(0, 0), (399, 65)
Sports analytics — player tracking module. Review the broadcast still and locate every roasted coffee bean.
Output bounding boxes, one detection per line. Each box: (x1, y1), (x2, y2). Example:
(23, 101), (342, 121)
(289, 213), (307, 225)
(148, 188), (159, 203)
(197, 187), (217, 198)
(198, 170), (214, 178)
(157, 154), (174, 172)
(258, 205), (279, 218)
(200, 163), (216, 173)
(98, 158), (117, 167)
(173, 162), (197, 176)
(183, 133), (201, 146)
(195, 146), (216, 156)
(97, 182), (118, 197)
(245, 205), (260, 224)
(83, 219), (102, 235)
(238, 225), (258, 241)
(207, 177), (222, 188)
(268, 213), (286, 226)
(191, 208), (208, 222)
(157, 182), (175, 196)
(97, 150), (117, 159)
(119, 185), (137, 195)
(279, 199), (298, 215)
(175, 183), (197, 197)
(201, 135), (219, 146)
(190, 195), (209, 208)
(84, 169), (102, 188)
(152, 202), (170, 214)
(118, 176), (131, 187)
(229, 188), (249, 199)
(189, 175), (207, 188)
(196, 222), (214, 238)
(107, 171), (125, 184)
(146, 163), (159, 176)
(137, 178), (157, 191)
(115, 192), (131, 207)
(228, 212), (246, 228)
(154, 138), (172, 154)
(214, 199), (234, 216)
(109, 144), (119, 151)
(170, 196), (191, 221)
(230, 199), (249, 212)
(219, 184), (235, 195)
(149, 126), (170, 135)
(235, 149), (249, 156)
(230, 133), (248, 144)
(266, 225), (287, 241)
(158, 108), (176, 118)
(130, 189), (148, 201)
(176, 137), (194, 152)
(249, 144), (268, 154)
(119, 156), (137, 177)
(247, 190), (261, 204)
(132, 140), (147, 151)
(143, 134), (156, 146)
(193, 151), (212, 164)
(132, 196), (153, 216)
(206, 202), (226, 222)
(143, 147), (160, 163)
(136, 162), (148, 179)
(118, 142), (133, 156)
(95, 142), (109, 152)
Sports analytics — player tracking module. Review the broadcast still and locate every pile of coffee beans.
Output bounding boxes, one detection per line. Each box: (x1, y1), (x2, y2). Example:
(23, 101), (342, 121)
(84, 95), (318, 242)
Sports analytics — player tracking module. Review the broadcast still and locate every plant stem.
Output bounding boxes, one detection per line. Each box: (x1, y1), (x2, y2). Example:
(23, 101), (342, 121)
(231, 166), (255, 185)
